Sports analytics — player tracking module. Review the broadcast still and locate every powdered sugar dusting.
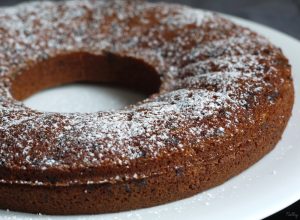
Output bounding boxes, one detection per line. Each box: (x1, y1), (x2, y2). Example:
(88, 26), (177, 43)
(0, 0), (287, 184)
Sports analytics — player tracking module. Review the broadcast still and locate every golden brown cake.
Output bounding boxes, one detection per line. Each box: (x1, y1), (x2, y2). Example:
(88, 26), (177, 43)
(0, 0), (294, 215)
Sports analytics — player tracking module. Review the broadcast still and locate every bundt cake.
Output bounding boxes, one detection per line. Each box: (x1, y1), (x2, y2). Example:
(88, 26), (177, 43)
(0, 0), (294, 215)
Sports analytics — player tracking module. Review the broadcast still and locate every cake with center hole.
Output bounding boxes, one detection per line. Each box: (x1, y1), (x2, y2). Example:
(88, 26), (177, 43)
(0, 0), (294, 215)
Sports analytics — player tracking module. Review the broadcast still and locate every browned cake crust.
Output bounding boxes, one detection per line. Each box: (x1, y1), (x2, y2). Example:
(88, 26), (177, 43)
(0, 0), (294, 215)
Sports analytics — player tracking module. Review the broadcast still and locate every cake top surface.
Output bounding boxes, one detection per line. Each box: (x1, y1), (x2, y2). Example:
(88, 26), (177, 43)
(0, 0), (287, 184)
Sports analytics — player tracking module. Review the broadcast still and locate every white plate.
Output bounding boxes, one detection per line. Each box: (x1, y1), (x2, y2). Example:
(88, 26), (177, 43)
(1, 9), (300, 220)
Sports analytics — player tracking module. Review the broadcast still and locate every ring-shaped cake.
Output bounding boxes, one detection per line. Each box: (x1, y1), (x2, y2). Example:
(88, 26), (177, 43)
(0, 0), (294, 215)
